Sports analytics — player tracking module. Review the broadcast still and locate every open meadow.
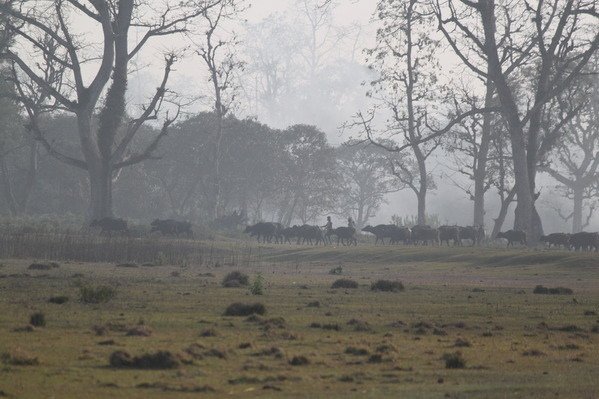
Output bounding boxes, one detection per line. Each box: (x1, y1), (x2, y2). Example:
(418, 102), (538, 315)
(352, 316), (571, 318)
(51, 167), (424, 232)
(0, 240), (598, 398)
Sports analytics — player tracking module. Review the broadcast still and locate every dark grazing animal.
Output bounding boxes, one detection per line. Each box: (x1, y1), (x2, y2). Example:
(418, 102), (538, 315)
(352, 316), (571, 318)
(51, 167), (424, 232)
(569, 232), (599, 252)
(150, 219), (193, 238)
(90, 217), (128, 235)
(330, 227), (357, 246)
(295, 224), (326, 245)
(540, 233), (570, 249)
(411, 225), (439, 246)
(389, 226), (411, 245)
(362, 224), (396, 245)
(244, 222), (280, 243)
(496, 230), (526, 247)
(438, 225), (461, 246)
(458, 226), (485, 246)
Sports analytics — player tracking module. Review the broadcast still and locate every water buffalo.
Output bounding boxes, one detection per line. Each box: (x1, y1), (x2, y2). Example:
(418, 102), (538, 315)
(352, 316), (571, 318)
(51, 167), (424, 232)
(362, 224), (396, 245)
(295, 224), (326, 245)
(90, 217), (128, 235)
(389, 226), (411, 245)
(569, 232), (599, 252)
(458, 226), (485, 246)
(496, 230), (526, 247)
(411, 225), (439, 246)
(540, 233), (570, 249)
(330, 227), (357, 246)
(244, 222), (280, 243)
(439, 225), (461, 246)
(150, 219), (193, 238)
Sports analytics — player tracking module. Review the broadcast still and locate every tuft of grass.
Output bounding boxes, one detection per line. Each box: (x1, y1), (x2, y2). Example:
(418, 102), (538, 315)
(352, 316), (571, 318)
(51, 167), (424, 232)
(222, 271), (250, 288)
(454, 338), (471, 347)
(443, 352), (466, 369)
(250, 273), (265, 295)
(328, 266), (343, 275)
(289, 355), (309, 366)
(1, 350), (39, 366)
(28, 262), (60, 270)
(224, 302), (266, 317)
(48, 296), (69, 304)
(29, 312), (45, 327)
(371, 280), (405, 292)
(109, 350), (179, 369)
(345, 347), (369, 356)
(79, 285), (117, 304)
(533, 285), (573, 295)
(522, 349), (546, 357)
(331, 279), (358, 289)
(126, 325), (152, 337)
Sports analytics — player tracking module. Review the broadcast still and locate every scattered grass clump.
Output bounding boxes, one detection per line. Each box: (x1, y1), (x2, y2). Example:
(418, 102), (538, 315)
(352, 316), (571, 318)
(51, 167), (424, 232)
(29, 312), (45, 327)
(200, 328), (218, 337)
(443, 352), (466, 369)
(533, 285), (573, 295)
(250, 273), (265, 295)
(522, 349), (546, 357)
(79, 285), (117, 304)
(1, 350), (39, 366)
(331, 279), (358, 289)
(371, 280), (404, 292)
(126, 325), (152, 337)
(224, 302), (266, 317)
(109, 350), (179, 369)
(345, 347), (369, 356)
(328, 266), (343, 275)
(48, 296), (69, 304)
(222, 271), (250, 288)
(289, 356), (309, 366)
(306, 301), (320, 308)
(454, 338), (471, 347)
(310, 322), (341, 331)
(28, 262), (60, 270)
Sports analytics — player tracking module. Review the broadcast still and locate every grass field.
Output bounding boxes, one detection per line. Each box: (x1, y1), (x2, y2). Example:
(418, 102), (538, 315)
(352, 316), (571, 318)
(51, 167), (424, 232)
(0, 242), (598, 398)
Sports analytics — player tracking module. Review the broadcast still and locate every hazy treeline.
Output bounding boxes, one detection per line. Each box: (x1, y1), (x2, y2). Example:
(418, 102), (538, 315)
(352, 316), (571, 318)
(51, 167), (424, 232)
(0, 0), (598, 242)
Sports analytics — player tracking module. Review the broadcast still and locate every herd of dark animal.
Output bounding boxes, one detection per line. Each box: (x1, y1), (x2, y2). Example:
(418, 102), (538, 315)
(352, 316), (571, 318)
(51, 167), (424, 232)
(90, 217), (193, 238)
(89, 216), (599, 252)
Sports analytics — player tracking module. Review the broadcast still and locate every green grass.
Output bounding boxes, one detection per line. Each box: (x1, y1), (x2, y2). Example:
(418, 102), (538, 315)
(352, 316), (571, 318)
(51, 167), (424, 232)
(0, 243), (598, 398)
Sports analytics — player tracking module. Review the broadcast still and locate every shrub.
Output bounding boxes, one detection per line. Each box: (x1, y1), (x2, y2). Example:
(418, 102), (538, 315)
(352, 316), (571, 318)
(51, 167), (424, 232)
(126, 325), (152, 337)
(371, 280), (405, 292)
(331, 279), (358, 289)
(533, 285), (573, 295)
(328, 266), (343, 275)
(443, 352), (466, 369)
(109, 350), (179, 369)
(222, 271), (249, 288)
(289, 355), (309, 366)
(1, 350), (39, 366)
(48, 296), (69, 304)
(79, 285), (117, 304)
(28, 262), (60, 270)
(345, 347), (369, 356)
(250, 273), (265, 295)
(224, 302), (266, 317)
(29, 312), (45, 327)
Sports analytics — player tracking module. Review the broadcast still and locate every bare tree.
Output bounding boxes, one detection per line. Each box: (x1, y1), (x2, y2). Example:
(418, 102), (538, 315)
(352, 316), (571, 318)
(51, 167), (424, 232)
(194, 0), (246, 220)
(541, 61), (599, 232)
(0, 0), (219, 219)
(435, 0), (599, 243)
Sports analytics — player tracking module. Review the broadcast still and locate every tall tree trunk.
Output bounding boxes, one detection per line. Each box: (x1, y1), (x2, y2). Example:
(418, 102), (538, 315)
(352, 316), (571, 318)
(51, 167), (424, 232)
(572, 184), (584, 233)
(491, 187), (516, 239)
(415, 148), (427, 225)
(473, 76), (494, 227)
(89, 162), (113, 220)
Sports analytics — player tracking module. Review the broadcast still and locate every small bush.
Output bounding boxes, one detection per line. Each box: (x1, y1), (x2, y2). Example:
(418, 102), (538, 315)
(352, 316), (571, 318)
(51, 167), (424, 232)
(533, 285), (573, 295)
(328, 266), (343, 275)
(331, 279), (358, 289)
(48, 296), (69, 304)
(345, 347), (369, 356)
(289, 355), (309, 366)
(28, 262), (60, 270)
(250, 273), (265, 295)
(109, 350), (179, 369)
(224, 302), (266, 317)
(306, 301), (320, 307)
(1, 350), (39, 366)
(371, 280), (404, 292)
(200, 328), (218, 337)
(126, 325), (152, 337)
(522, 349), (545, 357)
(29, 312), (45, 327)
(222, 271), (250, 288)
(79, 285), (117, 304)
(443, 352), (466, 369)
(454, 338), (471, 347)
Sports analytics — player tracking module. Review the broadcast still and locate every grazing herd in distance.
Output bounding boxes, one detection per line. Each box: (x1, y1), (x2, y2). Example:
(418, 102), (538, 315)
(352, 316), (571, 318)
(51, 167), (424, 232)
(87, 216), (599, 252)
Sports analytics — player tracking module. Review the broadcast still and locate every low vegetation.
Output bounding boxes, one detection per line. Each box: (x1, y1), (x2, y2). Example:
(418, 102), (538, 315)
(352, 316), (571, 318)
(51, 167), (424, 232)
(224, 302), (266, 317)
(79, 285), (117, 304)
(371, 279), (405, 292)
(331, 278), (358, 289)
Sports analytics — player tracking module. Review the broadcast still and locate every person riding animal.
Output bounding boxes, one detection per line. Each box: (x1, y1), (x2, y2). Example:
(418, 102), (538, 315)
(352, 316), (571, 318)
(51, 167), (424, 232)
(322, 216), (333, 244)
